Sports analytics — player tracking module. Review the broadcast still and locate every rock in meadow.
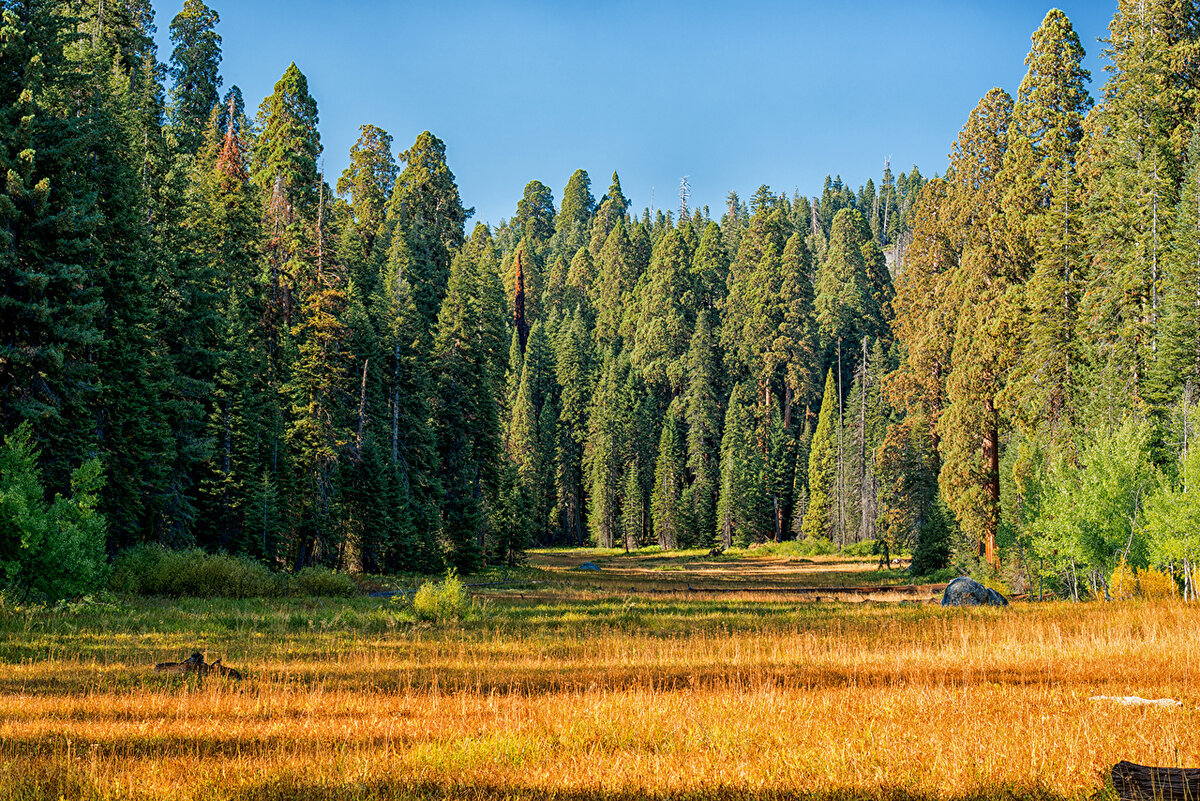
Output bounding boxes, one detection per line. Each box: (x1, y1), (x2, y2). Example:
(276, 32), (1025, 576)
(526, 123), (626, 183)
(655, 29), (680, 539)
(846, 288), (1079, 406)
(940, 576), (1008, 607)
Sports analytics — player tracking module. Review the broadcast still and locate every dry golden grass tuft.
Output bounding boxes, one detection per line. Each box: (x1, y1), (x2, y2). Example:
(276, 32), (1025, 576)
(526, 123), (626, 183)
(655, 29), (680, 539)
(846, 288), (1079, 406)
(0, 556), (1197, 800)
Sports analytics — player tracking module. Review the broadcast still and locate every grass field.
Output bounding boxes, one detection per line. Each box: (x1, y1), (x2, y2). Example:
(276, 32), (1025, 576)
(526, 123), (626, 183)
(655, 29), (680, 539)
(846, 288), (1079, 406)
(0, 549), (1196, 800)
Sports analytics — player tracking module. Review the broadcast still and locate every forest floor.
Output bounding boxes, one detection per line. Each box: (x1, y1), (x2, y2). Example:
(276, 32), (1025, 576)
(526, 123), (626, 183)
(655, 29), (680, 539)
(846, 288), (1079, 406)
(0, 548), (1196, 800)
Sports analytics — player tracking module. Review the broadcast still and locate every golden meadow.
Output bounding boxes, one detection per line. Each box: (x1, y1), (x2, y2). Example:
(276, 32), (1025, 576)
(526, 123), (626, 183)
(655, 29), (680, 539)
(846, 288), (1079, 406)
(0, 552), (1196, 800)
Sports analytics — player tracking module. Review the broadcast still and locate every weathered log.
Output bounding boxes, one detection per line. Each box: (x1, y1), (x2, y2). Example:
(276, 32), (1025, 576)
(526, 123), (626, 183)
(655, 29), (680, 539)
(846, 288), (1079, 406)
(1112, 760), (1200, 801)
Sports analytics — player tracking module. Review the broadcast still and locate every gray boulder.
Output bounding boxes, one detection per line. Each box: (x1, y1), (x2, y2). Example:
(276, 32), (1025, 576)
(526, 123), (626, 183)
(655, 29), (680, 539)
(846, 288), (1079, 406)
(940, 576), (1008, 607)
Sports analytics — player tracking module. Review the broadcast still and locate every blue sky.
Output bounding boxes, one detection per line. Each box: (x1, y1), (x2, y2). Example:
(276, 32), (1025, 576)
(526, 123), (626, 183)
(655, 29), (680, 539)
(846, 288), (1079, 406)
(149, 1), (1115, 227)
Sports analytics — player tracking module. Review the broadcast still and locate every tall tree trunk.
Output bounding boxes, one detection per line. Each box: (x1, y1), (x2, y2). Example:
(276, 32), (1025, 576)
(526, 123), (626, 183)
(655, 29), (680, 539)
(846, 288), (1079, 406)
(983, 398), (1000, 568)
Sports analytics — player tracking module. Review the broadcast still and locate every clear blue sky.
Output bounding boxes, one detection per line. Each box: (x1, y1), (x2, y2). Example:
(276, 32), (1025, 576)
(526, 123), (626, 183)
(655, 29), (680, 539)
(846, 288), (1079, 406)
(149, 1), (1115, 227)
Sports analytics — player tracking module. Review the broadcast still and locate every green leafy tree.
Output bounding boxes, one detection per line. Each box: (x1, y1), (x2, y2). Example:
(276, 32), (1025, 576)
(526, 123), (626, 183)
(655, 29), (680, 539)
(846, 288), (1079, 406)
(0, 2), (104, 493)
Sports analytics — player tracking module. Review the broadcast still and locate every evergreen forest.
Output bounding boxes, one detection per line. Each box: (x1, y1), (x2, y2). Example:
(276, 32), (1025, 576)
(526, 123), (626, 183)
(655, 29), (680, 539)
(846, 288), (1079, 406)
(3, 0), (1200, 602)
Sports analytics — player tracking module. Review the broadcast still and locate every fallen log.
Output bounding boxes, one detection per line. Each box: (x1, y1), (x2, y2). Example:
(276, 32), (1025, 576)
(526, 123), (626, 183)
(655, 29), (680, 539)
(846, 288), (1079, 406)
(1112, 760), (1200, 801)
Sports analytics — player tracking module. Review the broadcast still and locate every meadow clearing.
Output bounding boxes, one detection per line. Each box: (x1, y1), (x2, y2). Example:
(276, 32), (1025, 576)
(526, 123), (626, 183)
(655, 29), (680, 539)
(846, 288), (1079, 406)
(0, 549), (1197, 801)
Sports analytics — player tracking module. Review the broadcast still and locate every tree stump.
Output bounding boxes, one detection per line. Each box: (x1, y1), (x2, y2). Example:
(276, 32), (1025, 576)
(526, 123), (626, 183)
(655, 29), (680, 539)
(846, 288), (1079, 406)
(1113, 761), (1200, 801)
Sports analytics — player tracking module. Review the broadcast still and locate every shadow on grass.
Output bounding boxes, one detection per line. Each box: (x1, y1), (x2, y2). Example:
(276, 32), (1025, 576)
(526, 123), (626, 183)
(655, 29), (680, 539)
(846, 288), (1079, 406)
(1, 770), (1094, 801)
(233, 780), (1086, 801)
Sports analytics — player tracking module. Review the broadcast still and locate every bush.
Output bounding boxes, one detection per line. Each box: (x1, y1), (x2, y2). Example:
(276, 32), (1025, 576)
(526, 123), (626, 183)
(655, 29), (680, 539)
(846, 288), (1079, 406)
(1110, 563), (1138, 600)
(1137, 568), (1177, 600)
(1108, 563), (1177, 600)
(411, 571), (469, 623)
(109, 545), (280, 598)
(842, 539), (877, 557)
(0, 423), (109, 602)
(293, 566), (358, 597)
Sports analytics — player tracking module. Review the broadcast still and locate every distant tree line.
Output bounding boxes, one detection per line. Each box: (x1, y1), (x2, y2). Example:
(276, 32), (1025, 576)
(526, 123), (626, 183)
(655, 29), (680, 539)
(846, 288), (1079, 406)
(3, 0), (1199, 601)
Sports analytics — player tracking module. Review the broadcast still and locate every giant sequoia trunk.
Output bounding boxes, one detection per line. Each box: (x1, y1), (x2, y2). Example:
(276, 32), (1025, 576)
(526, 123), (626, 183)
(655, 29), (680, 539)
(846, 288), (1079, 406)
(982, 398), (1000, 568)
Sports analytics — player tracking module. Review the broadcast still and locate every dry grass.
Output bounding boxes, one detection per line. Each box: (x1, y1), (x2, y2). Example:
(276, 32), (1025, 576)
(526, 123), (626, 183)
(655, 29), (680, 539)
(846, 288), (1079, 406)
(0, 554), (1197, 800)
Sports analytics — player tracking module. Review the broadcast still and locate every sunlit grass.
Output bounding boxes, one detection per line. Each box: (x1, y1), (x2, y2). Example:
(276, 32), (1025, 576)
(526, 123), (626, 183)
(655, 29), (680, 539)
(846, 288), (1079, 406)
(0, 559), (1196, 800)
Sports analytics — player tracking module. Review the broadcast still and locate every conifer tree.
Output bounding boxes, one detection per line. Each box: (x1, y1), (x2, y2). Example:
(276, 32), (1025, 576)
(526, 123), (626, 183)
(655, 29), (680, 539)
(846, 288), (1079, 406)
(802, 370), (838, 542)
(593, 221), (637, 349)
(432, 225), (505, 572)
(939, 88), (1017, 569)
(651, 402), (689, 549)
(0, 1), (104, 492)
(1082, 0), (1200, 416)
(385, 131), (469, 323)
(587, 352), (625, 548)
(372, 234), (441, 572)
(631, 226), (694, 394)
(338, 124), (398, 263)
(1158, 126), (1200, 399)
(1002, 9), (1092, 434)
(684, 310), (723, 545)
(589, 172), (629, 255)
(508, 320), (557, 543)
(716, 383), (767, 546)
(167, 0), (222, 155)
(514, 179), (555, 245)
(556, 168), (594, 254)
(554, 309), (593, 544)
(815, 208), (879, 375)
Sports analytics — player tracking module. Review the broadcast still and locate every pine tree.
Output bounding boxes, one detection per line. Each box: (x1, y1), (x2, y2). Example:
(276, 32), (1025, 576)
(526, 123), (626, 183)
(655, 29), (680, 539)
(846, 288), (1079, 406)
(372, 233), (441, 572)
(651, 401), (688, 549)
(385, 131), (469, 323)
(586, 351), (625, 548)
(684, 310), (722, 545)
(715, 383), (768, 546)
(432, 225), (505, 572)
(1002, 9), (1092, 435)
(285, 182), (350, 567)
(938, 88), (1017, 569)
(556, 168), (594, 255)
(337, 124), (398, 263)
(802, 370), (838, 542)
(815, 208), (879, 375)
(514, 179), (555, 245)
(0, 1), (104, 493)
(593, 221), (637, 349)
(631, 226), (694, 394)
(589, 172), (629, 255)
(1081, 0), (1200, 417)
(508, 320), (557, 543)
(166, 0), (221, 155)
(554, 309), (594, 545)
(1158, 126), (1200, 399)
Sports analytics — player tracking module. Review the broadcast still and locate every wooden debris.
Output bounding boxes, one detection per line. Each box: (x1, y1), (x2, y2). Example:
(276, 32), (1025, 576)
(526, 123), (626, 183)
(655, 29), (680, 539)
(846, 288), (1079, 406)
(154, 652), (243, 681)
(1112, 760), (1200, 801)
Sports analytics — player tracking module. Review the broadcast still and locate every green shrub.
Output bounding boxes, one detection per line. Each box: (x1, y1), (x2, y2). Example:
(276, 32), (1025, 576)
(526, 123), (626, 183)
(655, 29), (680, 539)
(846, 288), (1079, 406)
(842, 539), (877, 557)
(792, 537), (837, 556)
(411, 571), (469, 622)
(0, 423), (109, 602)
(293, 566), (358, 597)
(109, 545), (280, 598)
